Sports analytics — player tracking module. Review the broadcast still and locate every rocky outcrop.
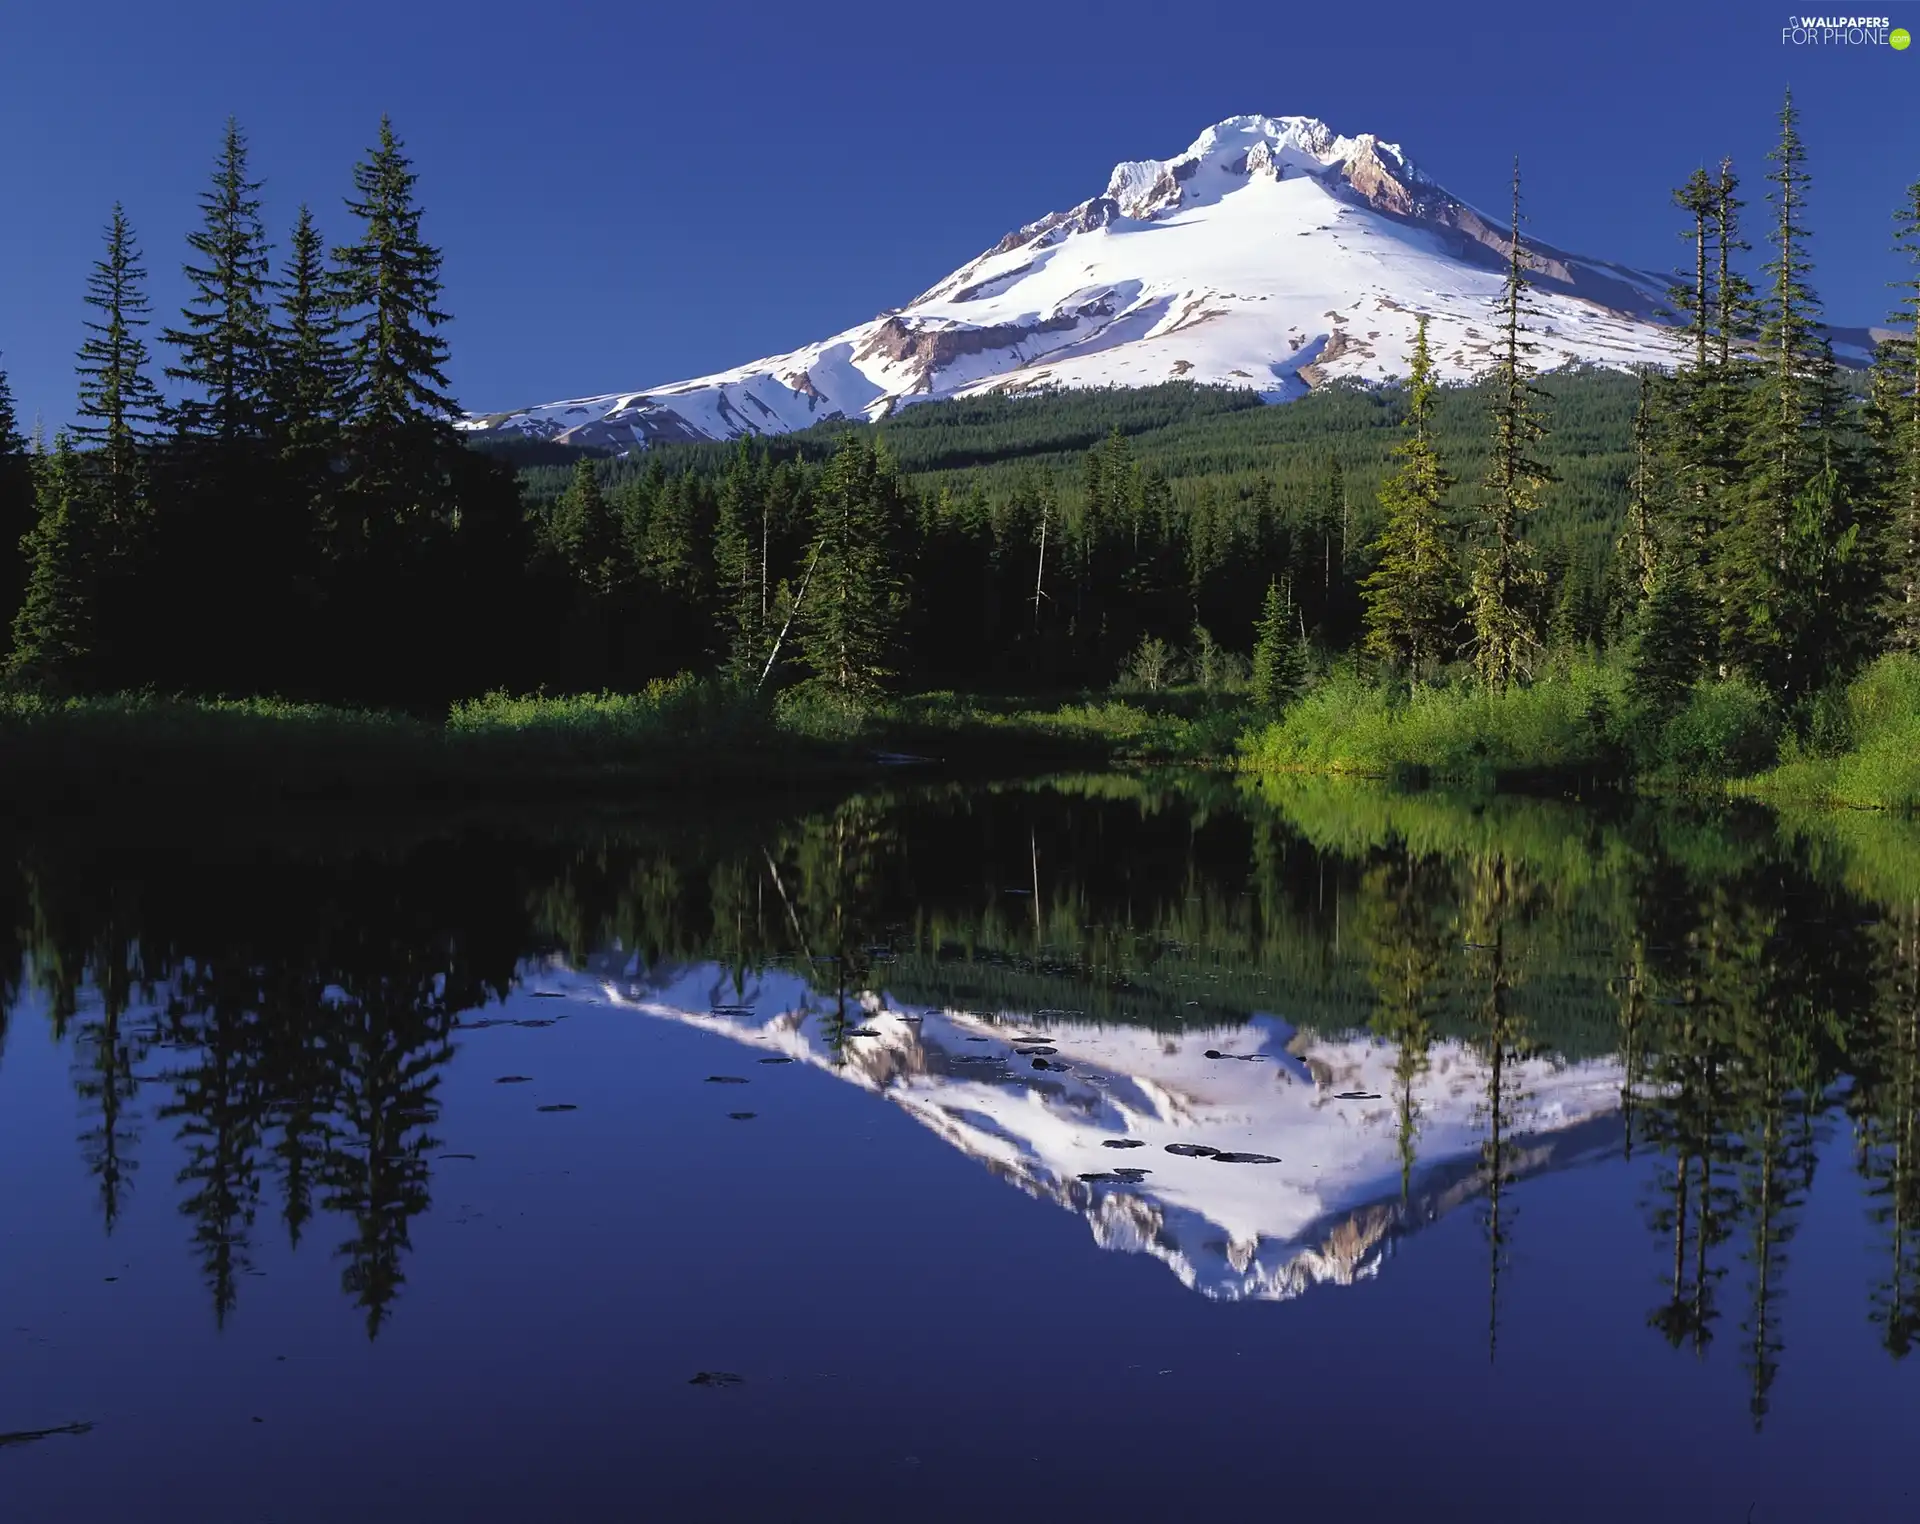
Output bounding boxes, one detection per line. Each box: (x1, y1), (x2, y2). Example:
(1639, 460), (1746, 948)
(853, 299), (1112, 390)
(1332, 134), (1420, 215)
(982, 195), (1122, 259)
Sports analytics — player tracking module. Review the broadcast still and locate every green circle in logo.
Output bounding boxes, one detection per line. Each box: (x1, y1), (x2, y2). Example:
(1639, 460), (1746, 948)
(1894, 26), (1913, 48)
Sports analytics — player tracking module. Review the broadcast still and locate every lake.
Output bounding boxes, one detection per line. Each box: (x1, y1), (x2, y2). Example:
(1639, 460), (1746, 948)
(2, 775), (1916, 1521)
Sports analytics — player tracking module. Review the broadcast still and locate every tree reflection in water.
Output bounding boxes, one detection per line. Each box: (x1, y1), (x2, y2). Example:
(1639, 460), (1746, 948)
(0, 776), (1912, 1427)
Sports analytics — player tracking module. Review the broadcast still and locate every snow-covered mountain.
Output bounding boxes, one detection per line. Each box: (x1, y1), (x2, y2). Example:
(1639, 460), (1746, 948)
(463, 113), (1688, 452)
(533, 955), (1626, 1301)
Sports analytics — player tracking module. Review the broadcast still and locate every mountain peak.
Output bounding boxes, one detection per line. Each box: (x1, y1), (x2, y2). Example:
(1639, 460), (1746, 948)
(1177, 113), (1412, 176)
(462, 114), (1683, 451)
(1099, 113), (1424, 223)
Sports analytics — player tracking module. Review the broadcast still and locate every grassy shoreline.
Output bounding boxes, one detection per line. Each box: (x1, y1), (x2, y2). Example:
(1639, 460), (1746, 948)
(0, 679), (1230, 805)
(15, 652), (1920, 812)
(1231, 654), (1920, 813)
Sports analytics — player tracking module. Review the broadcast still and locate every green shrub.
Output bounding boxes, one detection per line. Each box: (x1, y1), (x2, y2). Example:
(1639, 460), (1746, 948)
(447, 674), (769, 755)
(1654, 679), (1779, 780)
(1238, 657), (1629, 781)
(772, 682), (871, 741)
(1740, 654), (1920, 809)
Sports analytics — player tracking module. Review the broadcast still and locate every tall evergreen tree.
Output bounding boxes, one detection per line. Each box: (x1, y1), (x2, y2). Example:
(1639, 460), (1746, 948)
(152, 119), (286, 691)
(73, 204), (163, 537)
(1711, 162), (1760, 443)
(1250, 578), (1308, 711)
(1617, 368), (1663, 612)
(330, 116), (459, 548)
(1672, 169), (1717, 376)
(644, 472), (712, 602)
(273, 208), (348, 455)
(1362, 315), (1459, 679)
(1724, 92), (1875, 695)
(712, 439), (766, 682)
(1468, 161), (1550, 689)
(6, 434), (94, 688)
(1628, 559), (1709, 719)
(1661, 170), (1722, 583)
(1713, 159), (1759, 375)
(162, 118), (274, 443)
(0, 365), (23, 460)
(0, 360), (34, 641)
(1876, 179), (1920, 647)
(550, 457), (622, 597)
(272, 205), (350, 564)
(796, 437), (907, 701)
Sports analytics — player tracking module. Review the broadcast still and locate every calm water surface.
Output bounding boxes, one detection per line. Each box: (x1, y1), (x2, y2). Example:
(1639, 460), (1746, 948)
(2, 777), (1916, 1521)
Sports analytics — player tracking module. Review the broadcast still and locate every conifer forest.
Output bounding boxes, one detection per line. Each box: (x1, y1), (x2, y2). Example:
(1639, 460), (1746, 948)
(5, 15), (1920, 1515)
(0, 95), (1917, 788)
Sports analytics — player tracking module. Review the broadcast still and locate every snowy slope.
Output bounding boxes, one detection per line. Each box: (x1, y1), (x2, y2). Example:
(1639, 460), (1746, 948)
(530, 954), (1626, 1301)
(462, 114), (1688, 451)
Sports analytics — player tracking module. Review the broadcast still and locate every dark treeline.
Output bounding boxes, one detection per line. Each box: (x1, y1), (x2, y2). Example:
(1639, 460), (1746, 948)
(509, 365), (1648, 697)
(1, 119), (535, 707)
(1610, 97), (1920, 712)
(4, 778), (1918, 1406)
(2, 94), (1915, 718)
(498, 91), (1919, 714)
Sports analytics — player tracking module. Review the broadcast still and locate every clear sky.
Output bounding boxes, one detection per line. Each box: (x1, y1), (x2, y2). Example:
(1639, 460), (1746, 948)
(2, 1), (1916, 429)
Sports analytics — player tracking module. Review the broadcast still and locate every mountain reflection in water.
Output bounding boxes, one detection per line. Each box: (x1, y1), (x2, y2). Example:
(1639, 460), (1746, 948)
(2, 773), (1917, 1440)
(582, 957), (1624, 1301)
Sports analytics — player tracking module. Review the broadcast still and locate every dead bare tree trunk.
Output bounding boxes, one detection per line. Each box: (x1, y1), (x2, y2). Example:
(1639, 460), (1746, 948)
(1032, 497), (1049, 632)
(756, 543), (822, 694)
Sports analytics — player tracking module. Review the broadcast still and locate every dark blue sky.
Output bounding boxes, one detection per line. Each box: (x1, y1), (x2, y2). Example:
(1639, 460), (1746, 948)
(3, 1), (1916, 427)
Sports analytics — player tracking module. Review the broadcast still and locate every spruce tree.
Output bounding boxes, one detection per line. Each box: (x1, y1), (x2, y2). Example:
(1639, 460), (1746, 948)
(1468, 160), (1550, 689)
(1710, 160), (1759, 472)
(152, 119), (286, 690)
(274, 208), (348, 445)
(272, 205), (350, 542)
(550, 457), (622, 597)
(1628, 560), (1708, 720)
(1617, 368), (1662, 613)
(1362, 315), (1459, 679)
(1725, 92), (1874, 695)
(644, 472), (711, 602)
(712, 439), (765, 682)
(1713, 159), (1759, 374)
(162, 118), (274, 443)
(330, 116), (459, 546)
(73, 204), (163, 537)
(0, 367), (22, 457)
(1672, 169), (1716, 379)
(1718, 105), (1815, 684)
(0, 361), (33, 641)
(1250, 578), (1308, 711)
(1682, 156), (1757, 656)
(1876, 179), (1920, 647)
(6, 434), (94, 688)
(1547, 553), (1589, 655)
(796, 437), (907, 701)
(1662, 170), (1723, 584)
